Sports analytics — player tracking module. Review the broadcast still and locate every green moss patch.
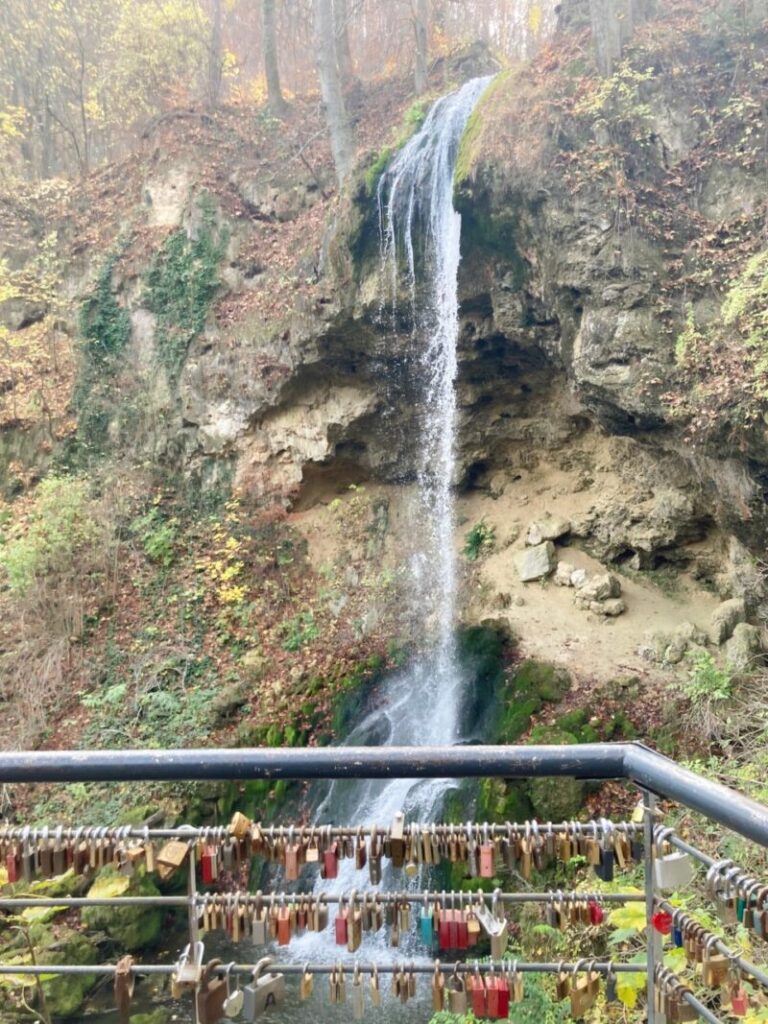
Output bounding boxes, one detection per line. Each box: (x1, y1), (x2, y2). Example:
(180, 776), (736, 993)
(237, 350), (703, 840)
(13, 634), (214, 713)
(145, 194), (227, 388)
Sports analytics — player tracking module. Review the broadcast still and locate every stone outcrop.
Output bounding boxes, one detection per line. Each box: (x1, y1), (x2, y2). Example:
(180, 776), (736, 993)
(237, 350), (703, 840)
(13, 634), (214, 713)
(514, 541), (557, 582)
(710, 598), (747, 646)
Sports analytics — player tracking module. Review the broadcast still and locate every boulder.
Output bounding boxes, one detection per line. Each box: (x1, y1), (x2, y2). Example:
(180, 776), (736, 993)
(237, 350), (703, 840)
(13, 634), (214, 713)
(82, 866), (162, 951)
(514, 542), (557, 582)
(526, 515), (571, 546)
(639, 630), (672, 664)
(575, 573), (622, 602)
(664, 634), (689, 664)
(710, 598), (747, 645)
(488, 472), (508, 498)
(725, 623), (763, 671)
(674, 621), (708, 647)
(570, 568), (589, 589)
(600, 597), (627, 617)
(554, 561), (576, 587)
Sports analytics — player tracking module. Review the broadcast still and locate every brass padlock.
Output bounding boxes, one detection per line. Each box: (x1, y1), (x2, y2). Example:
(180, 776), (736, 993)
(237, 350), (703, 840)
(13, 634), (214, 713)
(114, 954), (135, 1024)
(448, 967), (467, 1013)
(432, 961), (445, 1011)
(702, 935), (729, 988)
(196, 958), (228, 1024)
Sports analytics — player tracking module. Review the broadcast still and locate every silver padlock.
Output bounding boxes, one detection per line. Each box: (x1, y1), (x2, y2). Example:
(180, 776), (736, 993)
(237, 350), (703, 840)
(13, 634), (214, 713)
(242, 957), (286, 1019)
(174, 941), (205, 991)
(653, 827), (694, 892)
(223, 962), (244, 1018)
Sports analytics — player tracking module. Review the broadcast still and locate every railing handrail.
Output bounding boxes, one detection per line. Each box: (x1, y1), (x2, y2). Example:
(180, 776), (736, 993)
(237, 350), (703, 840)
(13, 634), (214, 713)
(2, 742), (767, 847)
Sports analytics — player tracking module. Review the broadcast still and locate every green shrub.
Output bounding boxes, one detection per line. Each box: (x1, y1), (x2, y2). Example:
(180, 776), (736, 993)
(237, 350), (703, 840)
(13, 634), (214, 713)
(0, 476), (101, 593)
(130, 508), (179, 568)
(681, 649), (733, 703)
(280, 611), (320, 651)
(463, 518), (495, 561)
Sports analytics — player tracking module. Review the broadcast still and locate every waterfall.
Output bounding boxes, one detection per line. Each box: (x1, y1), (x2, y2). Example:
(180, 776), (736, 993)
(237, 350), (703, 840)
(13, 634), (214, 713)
(278, 78), (493, 974)
(314, 75), (493, 832)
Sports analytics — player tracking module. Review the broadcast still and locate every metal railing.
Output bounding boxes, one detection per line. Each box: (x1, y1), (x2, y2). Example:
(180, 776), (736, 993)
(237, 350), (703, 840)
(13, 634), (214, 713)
(0, 741), (766, 1023)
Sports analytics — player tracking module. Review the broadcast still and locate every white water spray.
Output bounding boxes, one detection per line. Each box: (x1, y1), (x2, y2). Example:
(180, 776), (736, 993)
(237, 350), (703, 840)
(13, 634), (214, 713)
(314, 76), (493, 833)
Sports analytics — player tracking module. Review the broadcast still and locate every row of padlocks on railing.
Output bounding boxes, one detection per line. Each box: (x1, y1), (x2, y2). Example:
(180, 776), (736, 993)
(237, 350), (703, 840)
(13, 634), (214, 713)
(3, 810), (768, 1022)
(0, 813), (645, 884)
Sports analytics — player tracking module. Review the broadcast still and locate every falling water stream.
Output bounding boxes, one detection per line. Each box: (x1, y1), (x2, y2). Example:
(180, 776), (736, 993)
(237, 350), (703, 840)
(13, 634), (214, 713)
(313, 72), (494, 843)
(84, 75), (493, 1024)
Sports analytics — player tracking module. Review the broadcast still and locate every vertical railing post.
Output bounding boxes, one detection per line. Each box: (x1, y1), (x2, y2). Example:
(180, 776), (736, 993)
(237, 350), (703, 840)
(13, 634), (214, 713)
(644, 788), (661, 1024)
(187, 844), (199, 1024)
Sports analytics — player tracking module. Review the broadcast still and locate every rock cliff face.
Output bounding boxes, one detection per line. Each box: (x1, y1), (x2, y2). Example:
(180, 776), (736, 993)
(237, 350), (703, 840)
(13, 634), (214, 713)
(2, 11), (767, 642)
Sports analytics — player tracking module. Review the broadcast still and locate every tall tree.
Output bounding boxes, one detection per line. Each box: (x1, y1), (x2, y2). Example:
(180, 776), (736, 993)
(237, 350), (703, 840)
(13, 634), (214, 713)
(207, 0), (223, 107)
(263, 0), (288, 116)
(333, 0), (354, 84)
(314, 0), (355, 185)
(413, 0), (429, 94)
(589, 0), (654, 75)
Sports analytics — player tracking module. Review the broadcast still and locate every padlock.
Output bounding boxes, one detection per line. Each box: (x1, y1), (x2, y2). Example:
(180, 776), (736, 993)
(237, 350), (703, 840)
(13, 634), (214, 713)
(173, 942), (205, 992)
(223, 962), (244, 1018)
(241, 957), (285, 1019)
(479, 823), (495, 879)
(196, 958), (228, 1024)
(420, 898), (434, 947)
(555, 965), (571, 1001)
(335, 897), (349, 945)
(369, 965), (381, 1007)
(368, 828), (382, 884)
(432, 961), (445, 1011)
(702, 935), (729, 988)
(114, 954), (135, 1024)
(467, 965), (487, 1017)
(354, 827), (367, 870)
(654, 827), (694, 891)
(299, 967), (314, 1002)
(448, 968), (467, 1013)
(351, 965), (365, 1020)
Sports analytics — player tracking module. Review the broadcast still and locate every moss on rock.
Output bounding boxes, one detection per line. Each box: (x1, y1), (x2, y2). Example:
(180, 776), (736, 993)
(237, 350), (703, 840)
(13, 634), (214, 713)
(39, 928), (98, 1017)
(82, 866), (162, 952)
(526, 726), (586, 820)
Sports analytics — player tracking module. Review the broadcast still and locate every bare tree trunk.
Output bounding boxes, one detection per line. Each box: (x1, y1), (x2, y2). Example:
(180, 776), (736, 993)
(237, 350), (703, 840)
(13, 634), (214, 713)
(589, 0), (653, 75)
(264, 0), (288, 116)
(413, 0), (429, 94)
(208, 0), (223, 107)
(333, 0), (354, 83)
(314, 0), (355, 185)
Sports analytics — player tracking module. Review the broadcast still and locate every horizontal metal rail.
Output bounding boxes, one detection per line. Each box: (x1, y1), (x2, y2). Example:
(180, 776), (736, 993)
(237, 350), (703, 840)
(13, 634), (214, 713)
(2, 743), (767, 847)
(0, 960), (647, 977)
(0, 890), (646, 909)
(0, 820), (643, 840)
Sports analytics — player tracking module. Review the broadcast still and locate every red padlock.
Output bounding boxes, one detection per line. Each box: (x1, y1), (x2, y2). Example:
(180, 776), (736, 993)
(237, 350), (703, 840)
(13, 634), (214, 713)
(588, 900), (605, 926)
(494, 974), (511, 1018)
(439, 909), (451, 950)
(467, 971), (487, 1017)
(486, 974), (500, 1018)
(5, 851), (19, 884)
(200, 844), (217, 884)
(277, 906), (291, 946)
(652, 910), (673, 935)
(335, 904), (348, 945)
(322, 841), (339, 880)
(731, 987), (749, 1016)
(456, 911), (469, 951)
